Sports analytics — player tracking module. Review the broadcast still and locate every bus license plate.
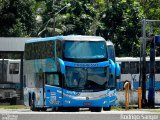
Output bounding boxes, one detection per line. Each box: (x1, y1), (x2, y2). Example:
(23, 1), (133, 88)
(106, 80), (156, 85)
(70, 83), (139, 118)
(83, 102), (92, 106)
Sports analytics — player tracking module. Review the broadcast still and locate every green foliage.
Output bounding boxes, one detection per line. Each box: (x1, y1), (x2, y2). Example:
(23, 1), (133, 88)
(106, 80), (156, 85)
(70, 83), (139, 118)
(0, 0), (37, 37)
(1, 0), (160, 57)
(97, 0), (142, 56)
(139, 0), (160, 56)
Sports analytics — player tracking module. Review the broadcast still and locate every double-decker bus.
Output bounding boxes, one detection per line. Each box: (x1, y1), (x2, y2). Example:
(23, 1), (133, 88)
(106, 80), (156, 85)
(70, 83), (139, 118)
(23, 35), (120, 112)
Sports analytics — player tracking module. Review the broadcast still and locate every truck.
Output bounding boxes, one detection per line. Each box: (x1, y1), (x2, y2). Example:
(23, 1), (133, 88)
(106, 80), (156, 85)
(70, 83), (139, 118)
(0, 59), (20, 105)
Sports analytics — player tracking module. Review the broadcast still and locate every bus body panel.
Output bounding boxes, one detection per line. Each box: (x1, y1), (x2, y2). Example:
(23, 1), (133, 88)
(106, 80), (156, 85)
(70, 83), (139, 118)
(44, 85), (110, 107)
(45, 85), (63, 107)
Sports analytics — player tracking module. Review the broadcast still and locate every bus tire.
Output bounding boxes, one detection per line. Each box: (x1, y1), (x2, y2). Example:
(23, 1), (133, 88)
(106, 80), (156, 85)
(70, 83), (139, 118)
(68, 107), (79, 112)
(103, 106), (111, 111)
(30, 99), (36, 111)
(40, 107), (47, 111)
(90, 107), (102, 112)
(30, 93), (37, 111)
(29, 93), (32, 106)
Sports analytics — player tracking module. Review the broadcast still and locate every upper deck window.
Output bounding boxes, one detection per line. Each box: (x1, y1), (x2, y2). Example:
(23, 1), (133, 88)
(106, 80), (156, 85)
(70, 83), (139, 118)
(64, 41), (107, 59)
(25, 41), (55, 60)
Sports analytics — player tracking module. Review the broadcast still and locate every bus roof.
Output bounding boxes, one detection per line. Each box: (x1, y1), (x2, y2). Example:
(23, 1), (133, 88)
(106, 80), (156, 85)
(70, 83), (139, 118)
(0, 59), (20, 62)
(26, 35), (106, 43)
(106, 41), (114, 46)
(116, 57), (160, 62)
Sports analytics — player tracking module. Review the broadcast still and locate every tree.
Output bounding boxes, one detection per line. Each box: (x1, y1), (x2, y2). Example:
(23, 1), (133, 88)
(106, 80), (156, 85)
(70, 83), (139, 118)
(139, 0), (160, 56)
(97, 0), (142, 57)
(0, 0), (38, 37)
(61, 0), (98, 35)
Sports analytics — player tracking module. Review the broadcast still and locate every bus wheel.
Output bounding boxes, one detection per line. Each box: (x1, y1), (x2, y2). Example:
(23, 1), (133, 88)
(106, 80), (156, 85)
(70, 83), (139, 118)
(90, 107), (102, 112)
(30, 99), (36, 111)
(68, 107), (79, 112)
(40, 108), (47, 111)
(103, 106), (111, 111)
(29, 93), (32, 106)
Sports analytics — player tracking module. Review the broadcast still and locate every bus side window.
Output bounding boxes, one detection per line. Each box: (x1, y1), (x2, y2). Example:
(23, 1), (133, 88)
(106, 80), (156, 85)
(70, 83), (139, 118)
(121, 62), (130, 74)
(46, 73), (60, 86)
(56, 40), (62, 58)
(130, 62), (139, 74)
(146, 61), (150, 74)
(156, 61), (160, 73)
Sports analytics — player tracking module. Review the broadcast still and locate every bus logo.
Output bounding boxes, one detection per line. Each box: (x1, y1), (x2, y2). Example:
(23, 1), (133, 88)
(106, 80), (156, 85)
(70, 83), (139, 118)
(74, 63), (98, 67)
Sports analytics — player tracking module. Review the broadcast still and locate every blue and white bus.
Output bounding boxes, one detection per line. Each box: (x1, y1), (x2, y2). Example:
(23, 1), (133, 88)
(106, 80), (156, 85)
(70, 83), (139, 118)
(116, 57), (160, 90)
(23, 35), (120, 112)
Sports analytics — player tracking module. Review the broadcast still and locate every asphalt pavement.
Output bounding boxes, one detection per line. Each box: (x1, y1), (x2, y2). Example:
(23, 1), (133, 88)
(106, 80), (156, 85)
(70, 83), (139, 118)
(0, 108), (160, 120)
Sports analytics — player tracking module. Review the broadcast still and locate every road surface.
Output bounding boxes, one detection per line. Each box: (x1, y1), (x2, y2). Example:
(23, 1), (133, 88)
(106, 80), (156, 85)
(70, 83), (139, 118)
(0, 109), (159, 120)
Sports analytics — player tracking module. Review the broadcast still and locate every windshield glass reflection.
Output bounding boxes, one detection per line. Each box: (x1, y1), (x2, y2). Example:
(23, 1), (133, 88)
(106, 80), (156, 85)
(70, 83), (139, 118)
(64, 41), (107, 59)
(64, 67), (109, 91)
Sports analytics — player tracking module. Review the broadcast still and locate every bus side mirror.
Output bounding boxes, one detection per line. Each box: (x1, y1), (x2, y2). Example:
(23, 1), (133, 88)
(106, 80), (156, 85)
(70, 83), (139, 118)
(57, 58), (65, 74)
(115, 63), (121, 79)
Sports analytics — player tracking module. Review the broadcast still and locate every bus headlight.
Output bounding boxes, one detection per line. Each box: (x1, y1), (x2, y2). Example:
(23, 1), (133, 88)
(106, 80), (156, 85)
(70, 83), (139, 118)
(103, 101), (108, 104)
(65, 100), (71, 104)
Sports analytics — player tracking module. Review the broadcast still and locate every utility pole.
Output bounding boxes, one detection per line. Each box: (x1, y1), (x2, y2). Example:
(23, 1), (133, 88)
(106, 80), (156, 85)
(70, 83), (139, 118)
(141, 19), (160, 108)
(141, 19), (147, 107)
(148, 35), (155, 108)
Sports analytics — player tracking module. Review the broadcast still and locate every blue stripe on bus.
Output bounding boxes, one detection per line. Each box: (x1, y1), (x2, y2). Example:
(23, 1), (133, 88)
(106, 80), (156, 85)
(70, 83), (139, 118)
(117, 81), (160, 90)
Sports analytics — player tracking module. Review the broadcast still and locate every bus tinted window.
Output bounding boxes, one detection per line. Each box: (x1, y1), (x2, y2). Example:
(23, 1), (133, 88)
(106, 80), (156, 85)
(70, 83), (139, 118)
(121, 62), (130, 74)
(146, 61), (150, 74)
(156, 61), (160, 73)
(56, 40), (62, 58)
(46, 74), (59, 86)
(130, 62), (139, 74)
(25, 41), (55, 60)
(64, 41), (107, 59)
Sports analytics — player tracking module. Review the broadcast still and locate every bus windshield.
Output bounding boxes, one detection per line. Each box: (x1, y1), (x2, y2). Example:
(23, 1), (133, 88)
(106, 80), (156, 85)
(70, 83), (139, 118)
(65, 67), (109, 91)
(64, 41), (107, 59)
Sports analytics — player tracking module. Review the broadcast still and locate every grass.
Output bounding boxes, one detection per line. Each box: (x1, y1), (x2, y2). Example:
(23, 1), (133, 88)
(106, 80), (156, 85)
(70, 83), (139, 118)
(0, 105), (29, 109)
(111, 106), (125, 111)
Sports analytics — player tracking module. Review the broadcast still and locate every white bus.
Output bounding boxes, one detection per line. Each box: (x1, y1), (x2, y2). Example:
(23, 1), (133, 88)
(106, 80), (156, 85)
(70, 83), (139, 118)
(116, 57), (160, 90)
(0, 59), (21, 105)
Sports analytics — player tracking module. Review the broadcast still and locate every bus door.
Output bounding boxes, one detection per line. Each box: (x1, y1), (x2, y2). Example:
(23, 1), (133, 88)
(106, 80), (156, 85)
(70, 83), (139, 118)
(45, 72), (63, 107)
